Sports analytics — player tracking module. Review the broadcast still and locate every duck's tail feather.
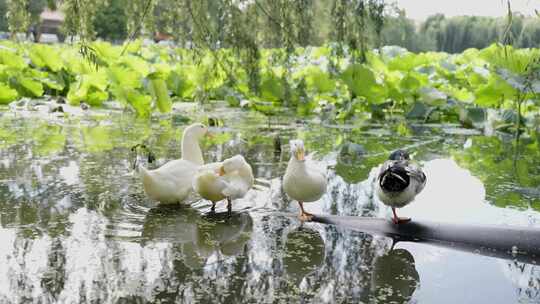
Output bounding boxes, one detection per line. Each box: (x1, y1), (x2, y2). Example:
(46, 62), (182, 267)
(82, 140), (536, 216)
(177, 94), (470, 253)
(139, 164), (154, 188)
(379, 163), (410, 192)
(221, 181), (244, 199)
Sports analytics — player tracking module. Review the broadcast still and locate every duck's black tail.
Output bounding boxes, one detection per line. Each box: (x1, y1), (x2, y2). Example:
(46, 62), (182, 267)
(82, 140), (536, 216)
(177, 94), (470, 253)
(379, 163), (410, 192)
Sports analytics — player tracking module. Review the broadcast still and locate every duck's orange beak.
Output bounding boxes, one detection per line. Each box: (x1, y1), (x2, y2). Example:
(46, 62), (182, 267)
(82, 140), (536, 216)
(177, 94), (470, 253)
(296, 149), (305, 161)
(205, 131), (214, 139)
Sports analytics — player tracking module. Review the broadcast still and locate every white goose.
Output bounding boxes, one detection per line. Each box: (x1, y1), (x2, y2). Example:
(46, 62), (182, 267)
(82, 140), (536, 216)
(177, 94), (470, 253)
(375, 149), (426, 224)
(139, 123), (209, 204)
(193, 155), (254, 215)
(283, 140), (327, 221)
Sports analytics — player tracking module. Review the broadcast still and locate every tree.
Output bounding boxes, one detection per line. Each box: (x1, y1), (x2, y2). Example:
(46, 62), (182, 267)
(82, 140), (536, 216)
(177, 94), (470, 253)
(381, 9), (436, 52)
(519, 19), (540, 48)
(0, 0), (8, 31)
(93, 0), (127, 42)
(6, 0), (30, 38)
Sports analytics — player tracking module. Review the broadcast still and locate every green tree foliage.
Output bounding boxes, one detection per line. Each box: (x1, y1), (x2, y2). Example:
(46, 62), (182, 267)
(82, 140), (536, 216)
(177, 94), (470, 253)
(0, 0), (7, 31)
(93, 0), (128, 41)
(125, 0), (155, 39)
(2, 0), (53, 39)
(519, 18), (540, 48)
(384, 10), (540, 53)
(381, 9), (435, 52)
(6, 0), (30, 37)
(3, 0), (540, 54)
(62, 0), (107, 40)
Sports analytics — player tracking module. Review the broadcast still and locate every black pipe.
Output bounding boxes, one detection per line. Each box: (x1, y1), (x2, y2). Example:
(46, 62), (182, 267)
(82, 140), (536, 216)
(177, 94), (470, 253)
(312, 215), (540, 265)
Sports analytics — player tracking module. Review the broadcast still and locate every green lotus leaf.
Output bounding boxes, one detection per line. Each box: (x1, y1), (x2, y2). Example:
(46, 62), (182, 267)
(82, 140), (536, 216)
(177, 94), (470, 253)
(474, 75), (516, 107)
(0, 83), (18, 104)
(260, 71), (284, 102)
(148, 77), (172, 113)
(0, 49), (25, 69)
(303, 66), (335, 94)
(341, 64), (386, 103)
(28, 44), (63, 72)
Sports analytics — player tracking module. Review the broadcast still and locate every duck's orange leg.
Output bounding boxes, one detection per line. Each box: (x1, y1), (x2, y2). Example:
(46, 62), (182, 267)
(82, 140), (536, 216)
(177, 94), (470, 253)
(392, 207), (411, 224)
(298, 201), (314, 221)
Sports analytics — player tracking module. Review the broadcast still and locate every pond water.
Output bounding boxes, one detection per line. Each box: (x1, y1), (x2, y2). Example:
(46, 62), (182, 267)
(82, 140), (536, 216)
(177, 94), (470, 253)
(1, 102), (540, 303)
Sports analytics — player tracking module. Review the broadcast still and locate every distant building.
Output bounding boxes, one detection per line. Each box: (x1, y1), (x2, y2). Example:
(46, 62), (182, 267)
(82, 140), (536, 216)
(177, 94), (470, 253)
(34, 9), (65, 42)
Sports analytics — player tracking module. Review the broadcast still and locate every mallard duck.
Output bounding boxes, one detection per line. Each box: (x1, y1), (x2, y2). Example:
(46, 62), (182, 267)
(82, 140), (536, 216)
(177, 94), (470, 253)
(283, 140), (327, 221)
(193, 155), (254, 215)
(376, 150), (426, 224)
(139, 123), (209, 204)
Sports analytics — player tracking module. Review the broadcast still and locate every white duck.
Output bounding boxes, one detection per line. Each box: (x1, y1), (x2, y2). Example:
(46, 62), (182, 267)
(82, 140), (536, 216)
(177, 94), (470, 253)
(283, 140), (327, 221)
(139, 123), (209, 204)
(375, 149), (426, 224)
(193, 155), (254, 215)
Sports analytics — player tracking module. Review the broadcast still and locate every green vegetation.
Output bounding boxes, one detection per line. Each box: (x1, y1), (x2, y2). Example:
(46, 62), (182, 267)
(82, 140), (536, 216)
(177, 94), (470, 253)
(2, 1), (540, 52)
(0, 0), (538, 136)
(382, 12), (540, 53)
(0, 40), (539, 133)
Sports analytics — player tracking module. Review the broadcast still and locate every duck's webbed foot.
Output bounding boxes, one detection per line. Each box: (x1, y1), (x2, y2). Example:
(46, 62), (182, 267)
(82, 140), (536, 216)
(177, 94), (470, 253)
(392, 217), (411, 224)
(299, 212), (314, 222)
(298, 202), (313, 222)
(391, 207), (410, 224)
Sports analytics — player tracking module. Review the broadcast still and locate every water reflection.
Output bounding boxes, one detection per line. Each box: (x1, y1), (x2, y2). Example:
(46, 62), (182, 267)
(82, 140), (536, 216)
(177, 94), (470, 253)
(283, 228), (325, 285)
(453, 136), (540, 211)
(370, 248), (420, 303)
(142, 206), (253, 260)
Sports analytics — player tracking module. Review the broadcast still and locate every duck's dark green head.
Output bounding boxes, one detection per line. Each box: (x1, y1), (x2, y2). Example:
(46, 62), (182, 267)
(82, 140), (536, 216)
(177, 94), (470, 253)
(389, 149), (410, 161)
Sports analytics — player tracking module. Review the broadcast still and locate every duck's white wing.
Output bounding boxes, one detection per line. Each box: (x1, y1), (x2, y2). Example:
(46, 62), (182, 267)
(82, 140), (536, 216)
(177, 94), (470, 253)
(306, 151), (328, 177)
(197, 161), (222, 174)
(142, 159), (199, 203)
(406, 162), (426, 194)
(221, 171), (253, 199)
(193, 169), (229, 202)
